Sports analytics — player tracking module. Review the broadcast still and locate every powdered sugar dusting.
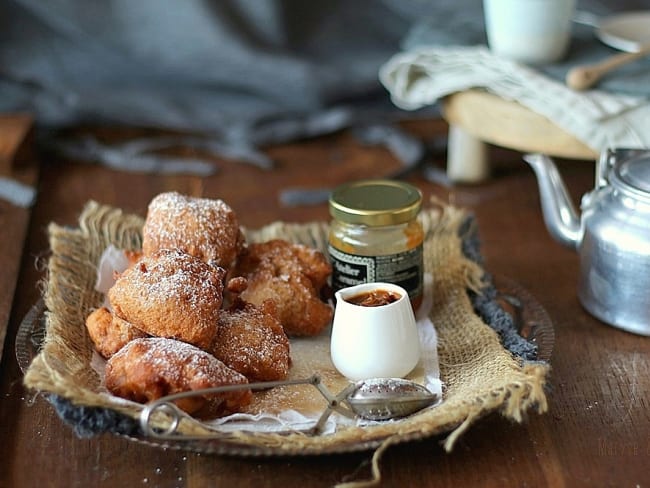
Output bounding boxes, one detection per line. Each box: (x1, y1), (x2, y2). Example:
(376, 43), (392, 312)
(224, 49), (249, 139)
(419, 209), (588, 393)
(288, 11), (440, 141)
(142, 192), (242, 267)
(108, 249), (224, 348)
(212, 301), (290, 381)
(134, 250), (222, 309)
(114, 337), (245, 386)
(105, 337), (250, 412)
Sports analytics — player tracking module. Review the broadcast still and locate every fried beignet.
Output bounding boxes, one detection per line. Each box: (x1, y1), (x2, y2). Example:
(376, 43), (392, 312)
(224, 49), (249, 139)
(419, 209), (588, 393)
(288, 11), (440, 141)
(105, 337), (252, 416)
(142, 191), (245, 268)
(211, 299), (290, 382)
(85, 306), (147, 358)
(108, 249), (225, 349)
(233, 239), (333, 336)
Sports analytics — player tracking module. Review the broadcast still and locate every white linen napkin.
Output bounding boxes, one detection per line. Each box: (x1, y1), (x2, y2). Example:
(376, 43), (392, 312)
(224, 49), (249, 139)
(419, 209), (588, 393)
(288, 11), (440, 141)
(379, 46), (650, 152)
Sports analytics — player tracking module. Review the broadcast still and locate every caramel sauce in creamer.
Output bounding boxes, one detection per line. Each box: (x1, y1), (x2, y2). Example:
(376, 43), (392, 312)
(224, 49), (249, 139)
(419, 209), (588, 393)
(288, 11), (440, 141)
(345, 289), (401, 307)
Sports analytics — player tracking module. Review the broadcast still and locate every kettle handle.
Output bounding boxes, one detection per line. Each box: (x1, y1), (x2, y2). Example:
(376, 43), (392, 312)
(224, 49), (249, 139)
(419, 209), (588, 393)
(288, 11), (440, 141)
(595, 148), (615, 190)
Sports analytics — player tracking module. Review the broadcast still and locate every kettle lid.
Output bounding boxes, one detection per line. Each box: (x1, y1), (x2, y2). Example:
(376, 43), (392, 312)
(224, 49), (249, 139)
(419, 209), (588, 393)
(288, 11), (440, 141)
(612, 151), (650, 196)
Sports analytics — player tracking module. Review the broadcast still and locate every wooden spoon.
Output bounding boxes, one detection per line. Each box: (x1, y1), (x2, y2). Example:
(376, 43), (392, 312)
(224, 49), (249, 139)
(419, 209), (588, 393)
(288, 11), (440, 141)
(566, 45), (650, 90)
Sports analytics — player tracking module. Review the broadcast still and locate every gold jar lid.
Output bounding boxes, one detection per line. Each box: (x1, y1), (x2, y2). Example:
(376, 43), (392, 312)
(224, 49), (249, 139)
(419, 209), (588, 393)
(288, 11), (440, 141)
(329, 179), (422, 226)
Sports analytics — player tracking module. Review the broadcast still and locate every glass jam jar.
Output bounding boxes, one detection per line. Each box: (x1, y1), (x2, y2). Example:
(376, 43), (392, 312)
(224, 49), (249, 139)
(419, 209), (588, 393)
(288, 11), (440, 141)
(328, 179), (424, 310)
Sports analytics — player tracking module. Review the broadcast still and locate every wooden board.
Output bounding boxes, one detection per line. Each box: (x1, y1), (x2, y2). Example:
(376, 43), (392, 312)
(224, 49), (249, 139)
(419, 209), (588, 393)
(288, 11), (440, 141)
(442, 90), (598, 160)
(0, 113), (37, 364)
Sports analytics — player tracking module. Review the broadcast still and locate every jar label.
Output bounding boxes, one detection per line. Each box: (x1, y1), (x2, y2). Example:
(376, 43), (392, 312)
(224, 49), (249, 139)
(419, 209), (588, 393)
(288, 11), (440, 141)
(328, 244), (423, 299)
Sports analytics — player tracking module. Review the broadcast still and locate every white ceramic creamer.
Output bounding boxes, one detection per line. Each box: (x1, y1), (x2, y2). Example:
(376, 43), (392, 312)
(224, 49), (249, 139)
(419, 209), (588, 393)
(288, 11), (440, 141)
(330, 282), (420, 381)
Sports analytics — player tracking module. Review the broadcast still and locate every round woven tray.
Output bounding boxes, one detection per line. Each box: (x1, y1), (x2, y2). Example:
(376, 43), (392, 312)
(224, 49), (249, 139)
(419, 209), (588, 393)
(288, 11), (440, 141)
(21, 201), (551, 457)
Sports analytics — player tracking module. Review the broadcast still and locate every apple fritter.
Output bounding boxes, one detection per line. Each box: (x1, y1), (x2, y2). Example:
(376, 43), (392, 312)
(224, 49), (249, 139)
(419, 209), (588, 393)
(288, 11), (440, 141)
(233, 239), (333, 336)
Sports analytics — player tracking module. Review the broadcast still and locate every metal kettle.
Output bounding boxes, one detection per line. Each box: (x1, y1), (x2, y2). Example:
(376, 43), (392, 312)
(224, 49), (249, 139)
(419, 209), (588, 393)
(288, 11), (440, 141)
(524, 149), (650, 336)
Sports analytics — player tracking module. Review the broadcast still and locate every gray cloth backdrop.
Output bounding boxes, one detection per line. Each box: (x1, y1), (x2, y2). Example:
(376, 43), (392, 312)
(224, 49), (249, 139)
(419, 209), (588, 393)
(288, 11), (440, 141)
(0, 1), (435, 151)
(0, 0), (633, 177)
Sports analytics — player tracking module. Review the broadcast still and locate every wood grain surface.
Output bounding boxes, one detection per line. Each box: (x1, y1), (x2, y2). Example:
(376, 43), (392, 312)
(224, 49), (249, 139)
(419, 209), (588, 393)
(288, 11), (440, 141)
(0, 114), (37, 365)
(1, 117), (649, 487)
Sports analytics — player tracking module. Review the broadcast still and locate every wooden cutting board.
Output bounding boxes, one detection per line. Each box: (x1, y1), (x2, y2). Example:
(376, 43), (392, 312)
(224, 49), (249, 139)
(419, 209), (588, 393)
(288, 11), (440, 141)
(0, 113), (38, 364)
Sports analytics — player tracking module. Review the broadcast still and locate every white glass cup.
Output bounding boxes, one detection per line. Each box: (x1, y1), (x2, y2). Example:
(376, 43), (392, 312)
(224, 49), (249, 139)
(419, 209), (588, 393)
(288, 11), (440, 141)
(483, 0), (576, 64)
(330, 282), (420, 381)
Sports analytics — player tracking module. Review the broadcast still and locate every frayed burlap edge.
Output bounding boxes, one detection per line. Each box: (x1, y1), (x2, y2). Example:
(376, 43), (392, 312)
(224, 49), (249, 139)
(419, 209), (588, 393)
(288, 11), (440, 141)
(23, 199), (550, 487)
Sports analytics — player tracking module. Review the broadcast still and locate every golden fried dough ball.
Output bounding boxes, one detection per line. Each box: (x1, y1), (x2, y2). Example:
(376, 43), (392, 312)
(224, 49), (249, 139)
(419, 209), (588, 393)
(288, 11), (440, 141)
(233, 239), (333, 336)
(241, 269), (333, 336)
(105, 337), (252, 416)
(211, 299), (290, 382)
(142, 191), (245, 268)
(235, 238), (331, 280)
(108, 249), (225, 349)
(236, 239), (332, 290)
(85, 306), (147, 358)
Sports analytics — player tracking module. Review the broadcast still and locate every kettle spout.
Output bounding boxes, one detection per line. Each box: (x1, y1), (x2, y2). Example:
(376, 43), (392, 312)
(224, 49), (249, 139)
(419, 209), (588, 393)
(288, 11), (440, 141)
(523, 154), (582, 250)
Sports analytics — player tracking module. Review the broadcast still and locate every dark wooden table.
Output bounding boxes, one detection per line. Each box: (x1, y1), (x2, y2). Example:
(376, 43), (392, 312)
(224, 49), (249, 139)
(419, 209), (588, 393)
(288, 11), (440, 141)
(1, 115), (649, 487)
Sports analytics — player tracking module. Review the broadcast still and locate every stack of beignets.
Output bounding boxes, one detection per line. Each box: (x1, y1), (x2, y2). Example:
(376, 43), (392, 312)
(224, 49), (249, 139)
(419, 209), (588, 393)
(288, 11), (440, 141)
(85, 191), (333, 419)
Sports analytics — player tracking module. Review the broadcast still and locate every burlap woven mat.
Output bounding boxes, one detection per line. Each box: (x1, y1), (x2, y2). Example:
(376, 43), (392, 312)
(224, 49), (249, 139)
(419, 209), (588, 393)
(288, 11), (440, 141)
(23, 199), (550, 486)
